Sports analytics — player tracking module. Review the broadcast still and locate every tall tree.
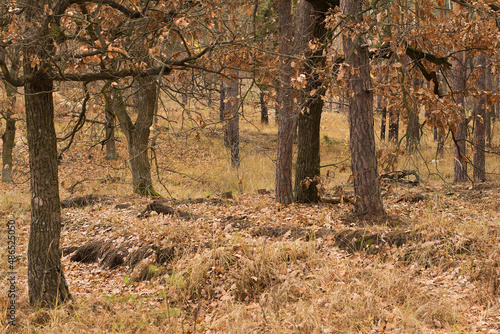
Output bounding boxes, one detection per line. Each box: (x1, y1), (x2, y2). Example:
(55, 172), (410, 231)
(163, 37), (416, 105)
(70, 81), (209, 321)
(24, 0), (71, 307)
(452, 52), (468, 182)
(341, 0), (384, 215)
(276, 0), (295, 204)
(473, 53), (487, 182)
(294, 0), (329, 203)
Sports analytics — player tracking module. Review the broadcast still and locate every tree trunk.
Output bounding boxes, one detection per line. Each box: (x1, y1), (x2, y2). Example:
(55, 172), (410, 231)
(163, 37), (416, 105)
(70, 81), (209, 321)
(260, 91), (269, 124)
(379, 94), (387, 141)
(294, 0), (327, 203)
(341, 0), (384, 215)
(2, 117), (15, 182)
(113, 78), (159, 196)
(1, 54), (17, 183)
(24, 0), (71, 308)
(102, 83), (118, 160)
(388, 111), (399, 143)
(473, 53), (487, 183)
(452, 52), (468, 182)
(406, 77), (420, 153)
(276, 0), (295, 204)
(224, 75), (240, 167)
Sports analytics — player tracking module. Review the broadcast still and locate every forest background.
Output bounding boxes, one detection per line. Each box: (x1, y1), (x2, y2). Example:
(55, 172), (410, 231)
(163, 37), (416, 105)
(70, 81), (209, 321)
(1, 0), (500, 332)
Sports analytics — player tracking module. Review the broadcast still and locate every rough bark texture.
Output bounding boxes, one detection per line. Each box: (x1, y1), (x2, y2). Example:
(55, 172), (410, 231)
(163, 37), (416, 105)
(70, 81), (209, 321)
(294, 0), (327, 203)
(276, 0), (295, 204)
(473, 53), (486, 182)
(113, 77), (159, 196)
(341, 0), (385, 215)
(24, 0), (71, 308)
(452, 54), (467, 182)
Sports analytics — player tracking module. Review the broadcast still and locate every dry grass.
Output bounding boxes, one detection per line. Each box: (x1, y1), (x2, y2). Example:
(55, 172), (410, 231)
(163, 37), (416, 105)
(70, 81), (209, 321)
(1, 98), (500, 333)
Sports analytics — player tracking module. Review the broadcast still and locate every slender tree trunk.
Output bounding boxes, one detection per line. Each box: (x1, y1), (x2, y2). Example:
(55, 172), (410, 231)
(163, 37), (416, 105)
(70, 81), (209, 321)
(485, 63), (493, 147)
(276, 0), (295, 204)
(407, 77), (420, 153)
(473, 53), (487, 182)
(294, 0), (327, 203)
(224, 74), (240, 167)
(1, 54), (17, 183)
(260, 91), (269, 124)
(388, 111), (399, 143)
(2, 117), (15, 182)
(452, 53), (468, 182)
(102, 83), (118, 160)
(378, 94), (387, 141)
(113, 78), (159, 196)
(341, 0), (384, 215)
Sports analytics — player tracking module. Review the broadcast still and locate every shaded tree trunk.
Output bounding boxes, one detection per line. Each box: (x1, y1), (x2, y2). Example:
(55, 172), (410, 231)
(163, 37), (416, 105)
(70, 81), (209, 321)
(1, 53), (17, 183)
(406, 77), (420, 153)
(260, 91), (269, 124)
(473, 53), (487, 182)
(113, 77), (159, 196)
(294, 0), (327, 203)
(276, 0), (295, 204)
(378, 94), (387, 141)
(452, 53), (467, 182)
(102, 83), (118, 160)
(224, 74), (240, 167)
(2, 116), (15, 182)
(24, 0), (71, 308)
(341, 0), (384, 215)
(388, 111), (399, 143)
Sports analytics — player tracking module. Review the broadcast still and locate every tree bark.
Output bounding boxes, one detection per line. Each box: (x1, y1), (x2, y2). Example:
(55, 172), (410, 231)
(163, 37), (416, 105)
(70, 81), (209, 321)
(406, 77), (420, 153)
(473, 53), (487, 182)
(113, 77), (159, 196)
(276, 0), (295, 204)
(224, 74), (240, 167)
(1, 53), (17, 183)
(24, 0), (71, 308)
(294, 0), (327, 203)
(260, 91), (269, 124)
(341, 0), (384, 215)
(102, 83), (118, 160)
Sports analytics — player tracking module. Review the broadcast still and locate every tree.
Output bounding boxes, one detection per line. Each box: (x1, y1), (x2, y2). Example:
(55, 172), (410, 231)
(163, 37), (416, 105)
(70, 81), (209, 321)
(23, 0), (72, 307)
(452, 51), (468, 182)
(0, 0), (247, 308)
(222, 73), (240, 167)
(341, 0), (384, 215)
(275, 0), (295, 204)
(473, 52), (487, 183)
(294, 0), (329, 203)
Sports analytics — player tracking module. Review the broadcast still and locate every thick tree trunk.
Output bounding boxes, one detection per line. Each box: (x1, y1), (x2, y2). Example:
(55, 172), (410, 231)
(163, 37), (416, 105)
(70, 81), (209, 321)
(452, 52), (467, 182)
(294, 0), (327, 203)
(341, 0), (384, 215)
(276, 0), (295, 204)
(113, 78), (159, 196)
(473, 53), (487, 183)
(25, 77), (71, 307)
(24, 0), (71, 308)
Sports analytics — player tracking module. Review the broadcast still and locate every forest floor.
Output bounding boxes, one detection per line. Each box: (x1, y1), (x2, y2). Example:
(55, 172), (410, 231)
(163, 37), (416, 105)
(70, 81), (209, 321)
(1, 108), (500, 333)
